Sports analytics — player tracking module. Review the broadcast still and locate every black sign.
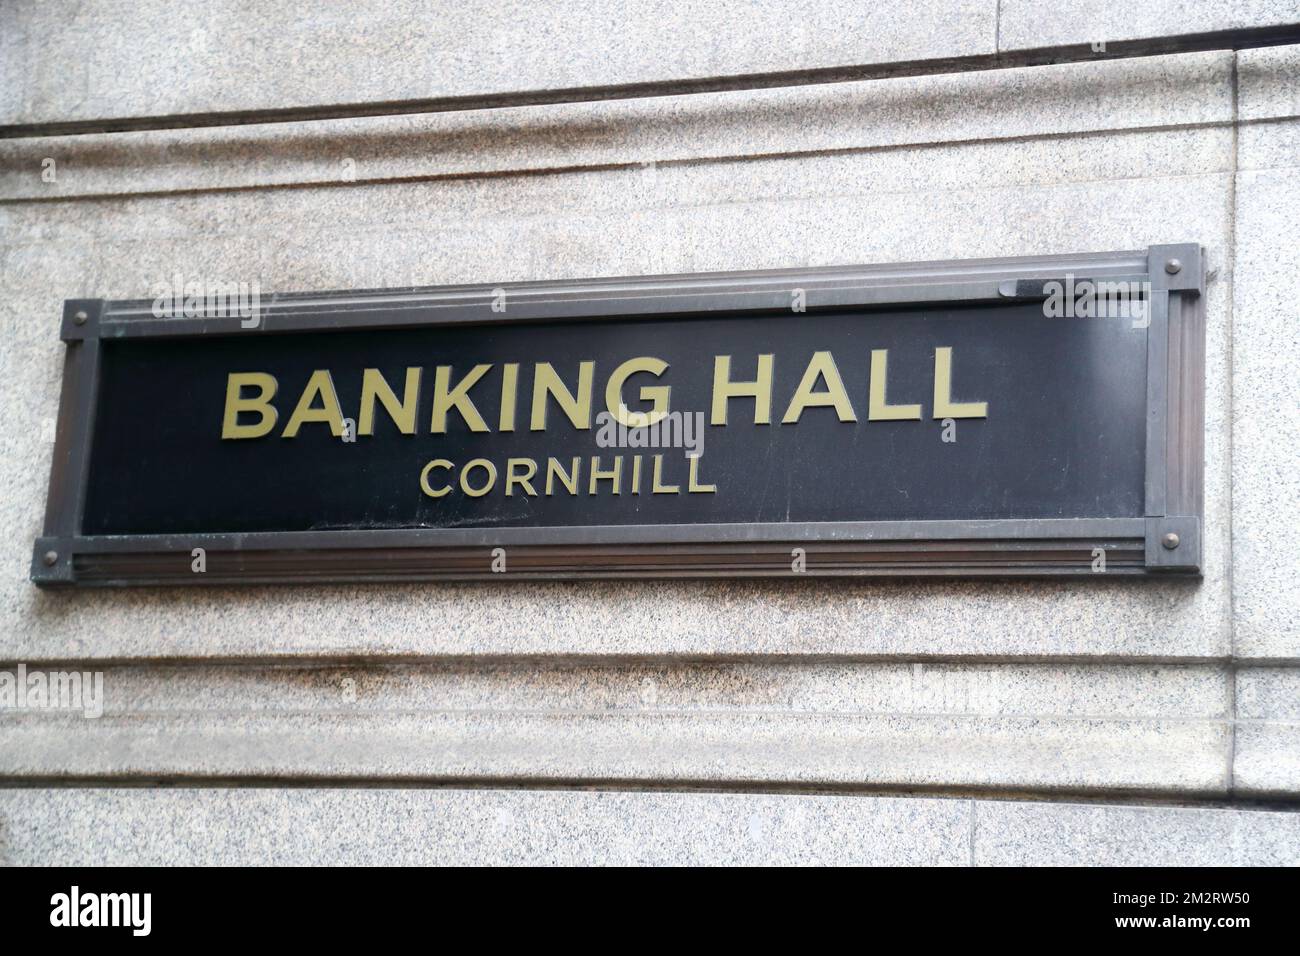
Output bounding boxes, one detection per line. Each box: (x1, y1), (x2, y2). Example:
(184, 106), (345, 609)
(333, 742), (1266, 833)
(33, 245), (1204, 585)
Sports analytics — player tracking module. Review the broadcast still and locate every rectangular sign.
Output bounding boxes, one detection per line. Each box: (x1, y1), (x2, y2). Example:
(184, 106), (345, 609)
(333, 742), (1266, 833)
(33, 245), (1204, 585)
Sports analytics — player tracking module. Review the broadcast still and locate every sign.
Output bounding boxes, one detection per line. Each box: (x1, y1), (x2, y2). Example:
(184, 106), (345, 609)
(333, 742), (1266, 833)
(32, 245), (1204, 585)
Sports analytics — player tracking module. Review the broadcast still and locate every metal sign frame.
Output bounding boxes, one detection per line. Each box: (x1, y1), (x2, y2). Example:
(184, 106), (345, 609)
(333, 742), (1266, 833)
(31, 244), (1205, 586)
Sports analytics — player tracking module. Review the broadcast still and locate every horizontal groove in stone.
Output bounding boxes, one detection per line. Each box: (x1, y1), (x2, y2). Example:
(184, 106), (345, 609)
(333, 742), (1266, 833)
(0, 712), (1231, 793)
(0, 140), (1237, 247)
(0, 661), (1233, 719)
(0, 51), (1236, 202)
(0, 662), (1233, 794)
(4, 21), (1299, 138)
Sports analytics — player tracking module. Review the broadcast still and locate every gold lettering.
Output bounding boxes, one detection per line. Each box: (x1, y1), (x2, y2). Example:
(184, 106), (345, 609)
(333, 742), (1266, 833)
(221, 372), (278, 439)
(431, 364), (491, 433)
(868, 349), (922, 421)
(605, 357), (670, 426)
(499, 363), (519, 432)
(358, 367), (420, 435)
(505, 457), (538, 496)
(531, 362), (595, 430)
(282, 370), (346, 437)
(932, 347), (988, 418)
(459, 458), (497, 497)
(712, 354), (773, 425)
(782, 351), (857, 423)
(688, 456), (716, 493)
(651, 455), (679, 494)
(545, 457), (581, 496)
(420, 459), (454, 498)
(589, 455), (621, 494)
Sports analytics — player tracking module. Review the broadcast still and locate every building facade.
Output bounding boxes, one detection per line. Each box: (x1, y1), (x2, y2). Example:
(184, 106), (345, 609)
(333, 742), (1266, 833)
(1, 2), (1298, 864)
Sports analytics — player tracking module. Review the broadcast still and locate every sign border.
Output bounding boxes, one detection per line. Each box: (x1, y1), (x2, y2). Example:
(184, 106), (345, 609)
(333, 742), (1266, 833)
(32, 244), (1205, 586)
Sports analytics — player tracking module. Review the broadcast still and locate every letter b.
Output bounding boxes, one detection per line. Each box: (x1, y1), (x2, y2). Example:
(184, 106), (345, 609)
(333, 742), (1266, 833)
(222, 373), (278, 439)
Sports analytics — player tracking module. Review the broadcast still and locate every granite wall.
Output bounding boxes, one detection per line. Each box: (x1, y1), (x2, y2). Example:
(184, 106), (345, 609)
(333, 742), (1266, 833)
(0, 2), (1296, 865)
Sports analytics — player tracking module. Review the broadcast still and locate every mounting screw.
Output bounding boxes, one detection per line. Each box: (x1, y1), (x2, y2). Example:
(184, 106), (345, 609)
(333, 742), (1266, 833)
(1162, 532), (1180, 550)
(42, 550), (58, 566)
(73, 310), (88, 325)
(1164, 259), (1182, 275)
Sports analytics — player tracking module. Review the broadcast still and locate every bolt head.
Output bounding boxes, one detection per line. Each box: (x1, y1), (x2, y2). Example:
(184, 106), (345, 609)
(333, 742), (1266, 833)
(73, 310), (88, 325)
(42, 550), (58, 566)
(1164, 258), (1182, 275)
(1162, 532), (1180, 550)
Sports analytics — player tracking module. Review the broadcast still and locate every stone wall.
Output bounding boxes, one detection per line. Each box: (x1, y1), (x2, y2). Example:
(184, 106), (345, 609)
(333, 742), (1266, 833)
(0, 2), (1296, 864)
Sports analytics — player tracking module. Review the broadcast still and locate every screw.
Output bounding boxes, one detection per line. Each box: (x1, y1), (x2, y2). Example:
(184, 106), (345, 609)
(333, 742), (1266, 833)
(42, 550), (58, 566)
(73, 310), (88, 325)
(1164, 259), (1182, 275)
(1162, 532), (1180, 550)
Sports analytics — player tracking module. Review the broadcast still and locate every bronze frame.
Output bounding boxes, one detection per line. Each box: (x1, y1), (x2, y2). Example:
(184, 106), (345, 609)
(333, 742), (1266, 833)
(32, 244), (1205, 586)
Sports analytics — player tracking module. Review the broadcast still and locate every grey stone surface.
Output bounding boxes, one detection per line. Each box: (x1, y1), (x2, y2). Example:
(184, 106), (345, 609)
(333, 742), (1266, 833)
(0, 788), (973, 866)
(0, 712), (1230, 792)
(1232, 723), (1294, 801)
(1234, 723), (1300, 796)
(75, 661), (1234, 719)
(974, 799), (1300, 866)
(1230, 164), (1300, 659)
(8, 13), (1297, 828)
(1234, 668), (1300, 796)
(0, 662), (1232, 793)
(999, 0), (1299, 51)
(1236, 45), (1300, 172)
(0, 51), (1235, 201)
(0, 0), (996, 127)
(1237, 43), (1300, 121)
(1, 788), (1295, 865)
(1237, 667), (1300, 720)
(0, 119), (1235, 663)
(1238, 117), (1300, 171)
